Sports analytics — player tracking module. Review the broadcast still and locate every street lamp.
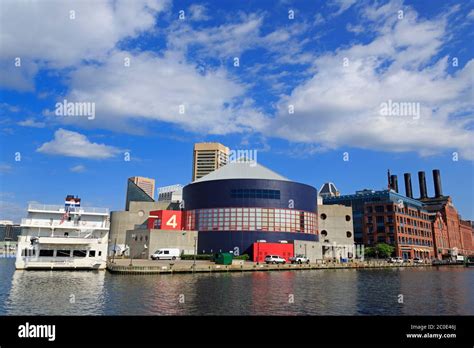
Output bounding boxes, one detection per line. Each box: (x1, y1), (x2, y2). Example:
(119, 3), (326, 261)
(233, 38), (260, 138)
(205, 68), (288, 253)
(129, 235), (135, 267)
(111, 237), (117, 264)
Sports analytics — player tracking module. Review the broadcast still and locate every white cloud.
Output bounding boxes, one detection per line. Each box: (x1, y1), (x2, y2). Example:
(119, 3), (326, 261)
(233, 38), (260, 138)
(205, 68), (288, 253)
(18, 118), (46, 128)
(57, 50), (268, 134)
(0, 200), (25, 223)
(37, 129), (123, 159)
(314, 13), (325, 25)
(168, 13), (312, 65)
(2, 0), (472, 162)
(0, 164), (12, 173)
(168, 13), (264, 57)
(0, 0), (169, 90)
(467, 9), (474, 20)
(330, 0), (357, 16)
(0, 103), (20, 113)
(270, 2), (474, 160)
(188, 4), (210, 21)
(0, 59), (39, 92)
(346, 23), (364, 34)
(70, 164), (86, 173)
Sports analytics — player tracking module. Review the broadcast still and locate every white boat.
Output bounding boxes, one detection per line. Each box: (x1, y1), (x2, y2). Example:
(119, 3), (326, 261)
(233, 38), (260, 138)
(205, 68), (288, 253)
(15, 196), (110, 270)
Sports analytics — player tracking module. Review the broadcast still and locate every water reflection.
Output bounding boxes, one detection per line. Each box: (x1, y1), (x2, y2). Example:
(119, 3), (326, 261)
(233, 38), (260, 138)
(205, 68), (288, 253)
(1, 259), (473, 316)
(399, 267), (474, 315)
(356, 268), (404, 315)
(6, 268), (106, 315)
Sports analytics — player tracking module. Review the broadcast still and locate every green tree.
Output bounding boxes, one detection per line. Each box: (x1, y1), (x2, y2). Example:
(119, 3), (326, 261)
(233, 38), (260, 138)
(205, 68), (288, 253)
(364, 247), (375, 258)
(375, 243), (395, 258)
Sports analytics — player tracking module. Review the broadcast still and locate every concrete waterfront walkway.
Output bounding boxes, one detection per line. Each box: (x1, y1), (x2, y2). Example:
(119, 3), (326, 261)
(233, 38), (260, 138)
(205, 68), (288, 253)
(107, 259), (431, 275)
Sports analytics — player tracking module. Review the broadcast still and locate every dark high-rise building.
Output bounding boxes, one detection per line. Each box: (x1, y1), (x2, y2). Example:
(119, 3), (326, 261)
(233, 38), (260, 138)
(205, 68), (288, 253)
(0, 221), (21, 241)
(125, 177), (155, 211)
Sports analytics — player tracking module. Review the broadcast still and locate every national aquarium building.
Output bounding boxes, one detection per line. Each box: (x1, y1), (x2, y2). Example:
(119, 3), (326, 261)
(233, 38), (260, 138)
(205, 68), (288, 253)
(182, 161), (318, 255)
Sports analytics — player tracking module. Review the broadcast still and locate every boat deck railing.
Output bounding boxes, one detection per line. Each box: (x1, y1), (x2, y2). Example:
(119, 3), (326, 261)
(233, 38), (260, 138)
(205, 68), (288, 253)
(21, 230), (105, 239)
(28, 204), (109, 215)
(21, 218), (109, 229)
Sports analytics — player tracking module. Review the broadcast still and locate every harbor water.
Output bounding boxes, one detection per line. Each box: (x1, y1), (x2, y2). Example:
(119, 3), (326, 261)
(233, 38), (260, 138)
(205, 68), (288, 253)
(0, 258), (473, 315)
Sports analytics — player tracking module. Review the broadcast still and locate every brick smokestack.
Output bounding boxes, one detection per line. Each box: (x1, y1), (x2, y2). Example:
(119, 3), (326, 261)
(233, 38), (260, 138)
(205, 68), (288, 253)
(390, 175), (398, 193)
(433, 169), (443, 198)
(418, 171), (427, 199)
(404, 173), (413, 198)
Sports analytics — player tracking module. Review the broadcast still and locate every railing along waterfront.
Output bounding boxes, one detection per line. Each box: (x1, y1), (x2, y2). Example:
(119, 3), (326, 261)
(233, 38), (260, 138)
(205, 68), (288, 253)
(107, 259), (432, 275)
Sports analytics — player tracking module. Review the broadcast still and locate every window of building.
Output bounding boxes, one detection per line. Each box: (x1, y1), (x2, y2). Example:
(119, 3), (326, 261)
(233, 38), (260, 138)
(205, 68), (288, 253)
(89, 250), (96, 257)
(191, 207), (317, 234)
(230, 189), (280, 199)
(320, 213), (327, 220)
(21, 249), (35, 256)
(56, 250), (71, 257)
(375, 206), (384, 213)
(346, 231), (352, 238)
(321, 230), (328, 237)
(73, 250), (87, 257)
(39, 249), (54, 257)
(345, 215), (351, 221)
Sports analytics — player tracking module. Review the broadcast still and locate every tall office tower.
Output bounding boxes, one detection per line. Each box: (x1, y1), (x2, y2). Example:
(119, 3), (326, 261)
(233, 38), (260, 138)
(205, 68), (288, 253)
(129, 176), (155, 199)
(192, 142), (230, 181)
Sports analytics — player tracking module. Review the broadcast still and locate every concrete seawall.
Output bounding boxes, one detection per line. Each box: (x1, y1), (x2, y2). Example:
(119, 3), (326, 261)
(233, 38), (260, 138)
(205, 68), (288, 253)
(107, 259), (431, 275)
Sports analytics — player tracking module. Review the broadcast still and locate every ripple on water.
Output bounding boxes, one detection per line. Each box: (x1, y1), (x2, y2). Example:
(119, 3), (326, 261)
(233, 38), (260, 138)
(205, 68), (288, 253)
(1, 259), (473, 315)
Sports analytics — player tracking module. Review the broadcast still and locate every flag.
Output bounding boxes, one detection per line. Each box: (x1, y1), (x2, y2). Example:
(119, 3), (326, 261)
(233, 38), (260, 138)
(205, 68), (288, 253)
(60, 207), (70, 224)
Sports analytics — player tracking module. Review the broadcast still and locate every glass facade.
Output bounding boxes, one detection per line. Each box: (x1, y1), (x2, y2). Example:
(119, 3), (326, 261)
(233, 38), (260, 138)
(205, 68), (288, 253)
(185, 207), (317, 234)
(0, 224), (21, 241)
(230, 189), (280, 199)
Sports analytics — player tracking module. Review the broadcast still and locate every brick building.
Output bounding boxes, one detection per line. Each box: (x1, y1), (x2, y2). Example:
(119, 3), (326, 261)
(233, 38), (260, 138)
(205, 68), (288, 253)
(432, 212), (450, 259)
(364, 200), (434, 259)
(324, 189), (434, 259)
(459, 220), (474, 256)
(324, 169), (474, 260)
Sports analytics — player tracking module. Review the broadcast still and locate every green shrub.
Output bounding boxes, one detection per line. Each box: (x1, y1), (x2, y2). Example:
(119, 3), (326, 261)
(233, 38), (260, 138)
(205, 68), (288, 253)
(180, 254), (213, 260)
(234, 254), (249, 260)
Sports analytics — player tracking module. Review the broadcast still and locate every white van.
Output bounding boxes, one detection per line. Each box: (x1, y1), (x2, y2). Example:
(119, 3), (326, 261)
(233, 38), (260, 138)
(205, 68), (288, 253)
(150, 248), (180, 260)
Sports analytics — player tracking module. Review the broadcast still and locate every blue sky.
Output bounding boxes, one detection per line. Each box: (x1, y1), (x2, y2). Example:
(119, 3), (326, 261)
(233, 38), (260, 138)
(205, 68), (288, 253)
(0, 0), (473, 222)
